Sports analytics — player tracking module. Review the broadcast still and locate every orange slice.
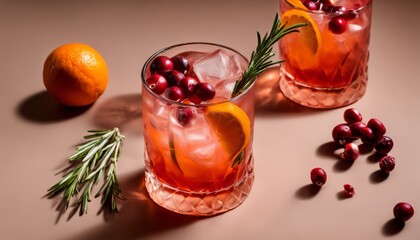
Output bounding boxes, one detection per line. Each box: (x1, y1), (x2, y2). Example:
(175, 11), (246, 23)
(282, 9), (321, 55)
(286, 0), (308, 10)
(204, 102), (251, 162)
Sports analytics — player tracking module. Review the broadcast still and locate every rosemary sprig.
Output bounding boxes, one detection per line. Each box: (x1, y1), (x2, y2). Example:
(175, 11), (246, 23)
(47, 128), (125, 215)
(231, 13), (307, 98)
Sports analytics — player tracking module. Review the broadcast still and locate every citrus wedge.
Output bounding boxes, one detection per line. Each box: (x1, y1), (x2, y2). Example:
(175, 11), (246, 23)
(286, 0), (308, 10)
(204, 102), (251, 163)
(282, 9), (321, 56)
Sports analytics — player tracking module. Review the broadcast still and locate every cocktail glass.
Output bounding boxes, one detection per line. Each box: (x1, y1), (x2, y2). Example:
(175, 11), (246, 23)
(141, 43), (255, 216)
(279, 0), (373, 108)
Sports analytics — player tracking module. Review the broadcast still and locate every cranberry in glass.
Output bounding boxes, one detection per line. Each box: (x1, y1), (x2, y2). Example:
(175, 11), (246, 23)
(145, 73), (168, 95)
(310, 167), (327, 187)
(343, 10), (358, 20)
(164, 86), (185, 102)
(332, 123), (352, 145)
(344, 108), (363, 124)
(171, 55), (190, 75)
(150, 56), (174, 73)
(329, 17), (347, 34)
(379, 155), (395, 173)
(394, 202), (414, 222)
(164, 70), (185, 86)
(321, 0), (334, 5)
(304, 1), (317, 10)
(322, 4), (334, 12)
(375, 136), (394, 155)
(178, 76), (199, 96)
(176, 107), (196, 127)
(331, 5), (346, 13)
(367, 118), (386, 137)
(341, 143), (359, 161)
(360, 127), (376, 145)
(343, 184), (355, 197)
(194, 82), (216, 101)
(349, 121), (366, 139)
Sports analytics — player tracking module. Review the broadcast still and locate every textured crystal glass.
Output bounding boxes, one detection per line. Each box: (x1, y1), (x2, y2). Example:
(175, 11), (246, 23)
(141, 43), (255, 216)
(279, 0), (373, 108)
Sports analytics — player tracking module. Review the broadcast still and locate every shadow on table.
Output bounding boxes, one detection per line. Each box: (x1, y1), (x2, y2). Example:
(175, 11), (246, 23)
(254, 67), (321, 116)
(382, 218), (405, 236)
(91, 93), (142, 136)
(65, 170), (198, 240)
(17, 90), (90, 122)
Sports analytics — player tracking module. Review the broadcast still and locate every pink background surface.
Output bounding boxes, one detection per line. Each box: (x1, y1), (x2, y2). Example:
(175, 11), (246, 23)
(1, 0), (420, 239)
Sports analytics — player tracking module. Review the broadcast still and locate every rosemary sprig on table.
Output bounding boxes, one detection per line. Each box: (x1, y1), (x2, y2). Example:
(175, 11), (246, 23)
(47, 128), (125, 215)
(231, 13), (307, 98)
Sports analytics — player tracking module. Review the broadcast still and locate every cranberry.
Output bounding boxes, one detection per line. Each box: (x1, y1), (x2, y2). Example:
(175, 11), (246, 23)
(321, 0), (334, 5)
(164, 70), (185, 86)
(171, 56), (190, 75)
(332, 124), (351, 145)
(178, 76), (199, 96)
(150, 56), (173, 73)
(176, 107), (195, 127)
(375, 136), (394, 155)
(343, 108), (363, 124)
(331, 5), (346, 13)
(393, 202), (414, 222)
(367, 118), (386, 137)
(194, 82), (216, 101)
(349, 121), (366, 139)
(360, 127), (376, 145)
(322, 4), (334, 12)
(303, 1), (317, 10)
(164, 86), (185, 102)
(340, 143), (359, 161)
(145, 73), (168, 95)
(310, 167), (327, 187)
(379, 155), (395, 173)
(329, 17), (347, 34)
(343, 184), (355, 197)
(343, 10), (358, 20)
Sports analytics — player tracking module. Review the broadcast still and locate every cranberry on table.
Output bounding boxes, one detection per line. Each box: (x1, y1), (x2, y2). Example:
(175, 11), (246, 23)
(164, 70), (185, 86)
(341, 143), (360, 161)
(332, 123), (352, 145)
(171, 55), (191, 75)
(150, 56), (174, 73)
(360, 127), (376, 145)
(176, 107), (195, 127)
(344, 108), (363, 124)
(310, 167), (327, 187)
(343, 184), (355, 197)
(164, 86), (185, 102)
(329, 17), (348, 34)
(375, 136), (394, 155)
(367, 118), (387, 137)
(379, 155), (395, 173)
(194, 82), (216, 101)
(349, 121), (366, 139)
(393, 202), (414, 222)
(145, 73), (168, 95)
(178, 76), (199, 96)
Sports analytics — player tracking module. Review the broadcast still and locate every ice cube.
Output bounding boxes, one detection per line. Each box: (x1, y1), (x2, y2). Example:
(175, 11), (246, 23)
(214, 81), (237, 100)
(193, 49), (245, 86)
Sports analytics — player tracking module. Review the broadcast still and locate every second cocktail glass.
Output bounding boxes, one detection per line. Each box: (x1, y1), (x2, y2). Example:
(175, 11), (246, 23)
(279, 0), (373, 108)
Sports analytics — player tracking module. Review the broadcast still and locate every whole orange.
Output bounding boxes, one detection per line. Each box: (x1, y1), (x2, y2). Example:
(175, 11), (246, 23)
(43, 43), (108, 107)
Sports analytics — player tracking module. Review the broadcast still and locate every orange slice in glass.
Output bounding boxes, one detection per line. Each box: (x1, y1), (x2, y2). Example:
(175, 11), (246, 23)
(281, 9), (322, 68)
(204, 102), (250, 163)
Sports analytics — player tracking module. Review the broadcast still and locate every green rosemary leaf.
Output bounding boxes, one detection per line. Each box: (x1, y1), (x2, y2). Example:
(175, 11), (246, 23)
(231, 14), (306, 98)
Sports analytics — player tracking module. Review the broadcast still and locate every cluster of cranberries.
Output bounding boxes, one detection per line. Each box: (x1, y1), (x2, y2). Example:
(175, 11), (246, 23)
(310, 108), (414, 222)
(146, 55), (216, 104)
(300, 0), (358, 34)
(332, 108), (396, 174)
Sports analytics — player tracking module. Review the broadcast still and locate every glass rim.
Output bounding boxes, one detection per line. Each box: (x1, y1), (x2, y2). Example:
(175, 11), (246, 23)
(141, 42), (254, 107)
(282, 0), (373, 14)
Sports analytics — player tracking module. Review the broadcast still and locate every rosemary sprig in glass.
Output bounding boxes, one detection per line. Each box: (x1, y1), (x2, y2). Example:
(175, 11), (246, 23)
(231, 13), (307, 98)
(47, 128), (125, 215)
